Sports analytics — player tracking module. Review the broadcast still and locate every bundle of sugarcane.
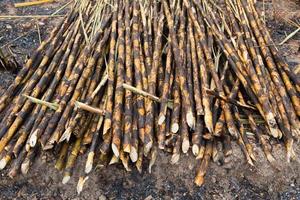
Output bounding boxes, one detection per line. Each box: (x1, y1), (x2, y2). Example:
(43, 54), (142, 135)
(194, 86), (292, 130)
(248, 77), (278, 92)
(0, 0), (299, 193)
(0, 0), (112, 179)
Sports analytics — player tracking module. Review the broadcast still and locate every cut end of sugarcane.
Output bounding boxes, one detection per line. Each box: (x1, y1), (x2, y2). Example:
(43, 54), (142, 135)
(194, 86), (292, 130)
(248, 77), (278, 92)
(43, 142), (54, 150)
(170, 154), (180, 165)
(194, 175), (204, 186)
(109, 155), (119, 165)
(246, 155), (255, 166)
(291, 148), (297, 161)
(103, 125), (111, 136)
(192, 145), (199, 156)
(265, 153), (276, 163)
(224, 149), (233, 157)
(266, 113), (278, 135)
(148, 149), (157, 174)
(144, 141), (153, 156)
(21, 160), (30, 175)
(249, 151), (256, 162)
(29, 130), (38, 147)
(204, 116), (213, 134)
(228, 128), (239, 140)
(0, 158), (8, 170)
(129, 148), (138, 163)
(269, 126), (280, 138)
(123, 144), (131, 154)
(136, 163), (142, 174)
(59, 128), (72, 143)
(186, 111), (195, 130)
(48, 135), (59, 147)
(158, 115), (166, 125)
(122, 160), (131, 172)
(120, 152), (131, 172)
(148, 160), (155, 174)
(77, 176), (89, 195)
(196, 148), (205, 160)
(111, 144), (120, 158)
(148, 164), (153, 174)
(171, 123), (179, 134)
(245, 144), (256, 161)
(62, 175), (71, 184)
(212, 152), (220, 163)
(286, 139), (294, 163)
(25, 144), (31, 152)
(182, 139), (190, 154)
(85, 152), (94, 174)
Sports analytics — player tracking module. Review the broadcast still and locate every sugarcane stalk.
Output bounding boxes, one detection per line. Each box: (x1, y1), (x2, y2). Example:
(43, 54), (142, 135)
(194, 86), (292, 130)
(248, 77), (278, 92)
(122, 0), (134, 155)
(132, 1), (147, 153)
(158, 45), (173, 126)
(111, 3), (125, 158)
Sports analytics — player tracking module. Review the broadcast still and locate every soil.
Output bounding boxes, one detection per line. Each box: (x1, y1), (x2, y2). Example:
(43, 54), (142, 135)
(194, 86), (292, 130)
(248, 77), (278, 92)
(0, 0), (300, 199)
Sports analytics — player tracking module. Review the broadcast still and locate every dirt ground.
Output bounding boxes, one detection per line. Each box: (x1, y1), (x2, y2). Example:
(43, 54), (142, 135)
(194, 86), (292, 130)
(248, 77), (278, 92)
(0, 0), (300, 199)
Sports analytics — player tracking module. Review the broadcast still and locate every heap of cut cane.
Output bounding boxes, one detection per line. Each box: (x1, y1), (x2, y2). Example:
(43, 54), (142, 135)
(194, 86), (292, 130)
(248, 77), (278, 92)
(0, 0), (299, 192)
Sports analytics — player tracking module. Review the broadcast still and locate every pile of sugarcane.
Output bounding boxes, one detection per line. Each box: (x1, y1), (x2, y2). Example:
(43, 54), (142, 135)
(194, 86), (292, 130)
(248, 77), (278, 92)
(0, 0), (299, 193)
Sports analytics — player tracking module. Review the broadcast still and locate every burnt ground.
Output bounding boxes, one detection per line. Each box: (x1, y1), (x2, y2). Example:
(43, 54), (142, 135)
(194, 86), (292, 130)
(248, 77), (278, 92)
(0, 0), (300, 199)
